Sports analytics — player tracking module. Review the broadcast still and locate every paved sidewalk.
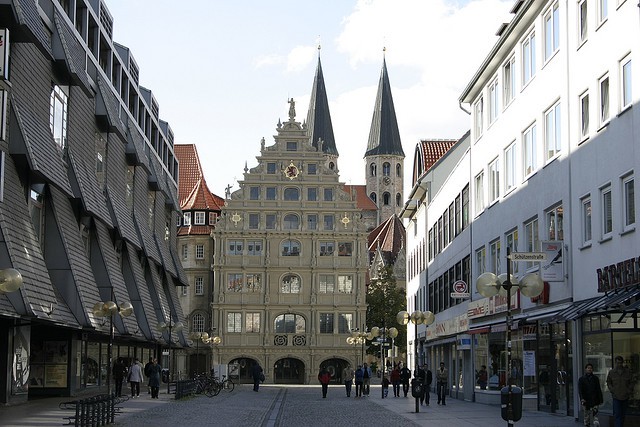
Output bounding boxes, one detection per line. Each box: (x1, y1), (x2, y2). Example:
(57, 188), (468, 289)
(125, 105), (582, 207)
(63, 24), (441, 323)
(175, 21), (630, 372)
(0, 384), (581, 427)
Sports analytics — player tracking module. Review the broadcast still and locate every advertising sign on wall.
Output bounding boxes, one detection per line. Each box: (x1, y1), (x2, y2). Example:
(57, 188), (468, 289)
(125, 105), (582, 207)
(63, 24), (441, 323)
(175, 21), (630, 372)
(0, 29), (8, 79)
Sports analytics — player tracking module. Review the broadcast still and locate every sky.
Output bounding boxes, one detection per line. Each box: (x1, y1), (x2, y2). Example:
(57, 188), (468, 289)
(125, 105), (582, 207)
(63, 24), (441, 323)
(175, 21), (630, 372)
(105, 0), (513, 196)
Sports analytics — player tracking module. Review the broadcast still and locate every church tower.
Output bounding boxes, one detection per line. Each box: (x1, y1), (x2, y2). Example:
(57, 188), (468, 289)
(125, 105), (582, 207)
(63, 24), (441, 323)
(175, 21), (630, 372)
(364, 56), (405, 224)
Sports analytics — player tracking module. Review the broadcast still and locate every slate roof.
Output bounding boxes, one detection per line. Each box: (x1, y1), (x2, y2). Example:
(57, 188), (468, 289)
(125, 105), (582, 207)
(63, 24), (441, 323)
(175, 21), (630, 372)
(306, 57), (338, 156)
(365, 59), (404, 157)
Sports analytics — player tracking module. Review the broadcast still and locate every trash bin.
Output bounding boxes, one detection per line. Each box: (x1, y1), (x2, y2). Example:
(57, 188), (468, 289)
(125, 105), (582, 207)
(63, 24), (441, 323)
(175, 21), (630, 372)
(161, 368), (169, 383)
(411, 379), (423, 398)
(500, 386), (523, 422)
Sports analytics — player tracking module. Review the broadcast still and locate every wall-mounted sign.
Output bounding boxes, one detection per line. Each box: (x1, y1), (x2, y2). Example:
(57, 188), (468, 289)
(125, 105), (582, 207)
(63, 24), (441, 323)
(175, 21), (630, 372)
(450, 280), (470, 299)
(0, 29), (9, 79)
(597, 256), (640, 292)
(541, 241), (563, 281)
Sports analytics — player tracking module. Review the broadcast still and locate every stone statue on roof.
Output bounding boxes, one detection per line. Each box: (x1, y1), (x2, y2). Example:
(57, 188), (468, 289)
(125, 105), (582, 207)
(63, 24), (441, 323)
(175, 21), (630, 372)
(288, 98), (296, 121)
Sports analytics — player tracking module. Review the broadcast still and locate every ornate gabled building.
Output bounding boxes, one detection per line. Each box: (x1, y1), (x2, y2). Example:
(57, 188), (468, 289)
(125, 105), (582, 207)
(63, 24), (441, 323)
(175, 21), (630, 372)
(174, 144), (224, 376)
(210, 52), (407, 384)
(0, 0), (187, 404)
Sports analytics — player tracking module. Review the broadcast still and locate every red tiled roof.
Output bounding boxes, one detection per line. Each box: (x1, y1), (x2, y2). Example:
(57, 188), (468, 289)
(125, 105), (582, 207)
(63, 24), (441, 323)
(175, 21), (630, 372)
(175, 144), (224, 210)
(343, 184), (377, 211)
(368, 214), (405, 254)
(419, 139), (457, 175)
(177, 225), (213, 236)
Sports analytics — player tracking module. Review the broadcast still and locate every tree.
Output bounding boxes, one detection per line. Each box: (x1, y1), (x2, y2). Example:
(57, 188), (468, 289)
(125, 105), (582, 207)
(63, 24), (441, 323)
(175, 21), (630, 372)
(365, 265), (407, 357)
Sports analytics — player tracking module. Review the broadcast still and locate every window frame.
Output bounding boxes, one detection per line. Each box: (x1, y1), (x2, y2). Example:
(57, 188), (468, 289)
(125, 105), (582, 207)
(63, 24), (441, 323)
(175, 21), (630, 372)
(194, 211), (205, 225)
(543, 2), (560, 62)
(475, 171), (485, 215)
(578, 0), (588, 45)
(488, 78), (499, 125)
(337, 275), (353, 293)
(524, 217), (539, 269)
(227, 312), (242, 333)
(544, 101), (561, 161)
(49, 84), (69, 150)
(281, 273), (301, 293)
(622, 175), (635, 229)
(195, 276), (204, 295)
(504, 141), (517, 193)
(546, 204), (564, 240)
(503, 56), (516, 107)
(620, 55), (632, 110)
(601, 185), (612, 238)
(599, 74), (610, 127)
(581, 196), (592, 245)
(474, 96), (484, 140)
(247, 240), (262, 255)
(246, 312), (261, 333)
(488, 157), (500, 204)
(522, 30), (536, 86)
(195, 244), (204, 259)
(183, 212), (192, 226)
(580, 91), (590, 140)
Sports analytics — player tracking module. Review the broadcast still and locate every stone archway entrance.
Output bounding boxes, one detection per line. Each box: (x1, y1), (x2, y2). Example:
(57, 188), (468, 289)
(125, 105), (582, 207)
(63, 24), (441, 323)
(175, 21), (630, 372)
(320, 358), (350, 384)
(228, 357), (259, 384)
(273, 358), (305, 384)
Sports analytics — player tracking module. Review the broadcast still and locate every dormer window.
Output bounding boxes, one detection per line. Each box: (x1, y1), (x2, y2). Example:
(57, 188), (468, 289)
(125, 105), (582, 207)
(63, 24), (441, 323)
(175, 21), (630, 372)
(183, 212), (191, 226)
(286, 141), (297, 151)
(194, 211), (205, 225)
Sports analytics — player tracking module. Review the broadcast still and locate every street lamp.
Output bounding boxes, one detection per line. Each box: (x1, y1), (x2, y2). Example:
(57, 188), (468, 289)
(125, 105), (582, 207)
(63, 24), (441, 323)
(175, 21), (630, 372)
(347, 328), (367, 367)
(475, 247), (543, 427)
(92, 297), (133, 397)
(397, 308), (435, 413)
(367, 325), (398, 399)
(190, 331), (210, 375)
(157, 319), (184, 393)
(0, 268), (23, 294)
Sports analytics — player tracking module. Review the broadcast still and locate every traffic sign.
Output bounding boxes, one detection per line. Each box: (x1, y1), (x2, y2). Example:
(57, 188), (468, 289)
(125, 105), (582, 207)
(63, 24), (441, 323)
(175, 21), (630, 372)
(509, 252), (547, 261)
(451, 292), (470, 298)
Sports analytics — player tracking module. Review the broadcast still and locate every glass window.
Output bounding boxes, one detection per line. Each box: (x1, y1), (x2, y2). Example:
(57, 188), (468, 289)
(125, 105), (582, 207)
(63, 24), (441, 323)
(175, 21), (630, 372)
(192, 313), (205, 333)
(581, 196), (592, 244)
(209, 212), (217, 225)
(370, 163), (377, 177)
(503, 56), (516, 106)
(337, 275), (353, 293)
(578, 0), (588, 44)
(338, 242), (352, 256)
(266, 214), (276, 229)
(250, 186), (259, 200)
(307, 187), (317, 201)
(274, 314), (305, 333)
(283, 214), (300, 230)
(227, 313), (242, 333)
(246, 274), (262, 292)
(228, 240), (243, 255)
(383, 162), (391, 176)
(194, 211), (205, 225)
(544, 3), (560, 62)
(504, 142), (517, 192)
(319, 313), (333, 333)
(286, 141), (297, 151)
(488, 78), (499, 124)
(319, 274), (335, 293)
(370, 192), (377, 204)
(324, 215), (334, 231)
(597, 0), (608, 24)
(266, 187), (277, 200)
(489, 158), (500, 203)
(621, 57), (632, 110)
(524, 217), (539, 269)
(623, 176), (635, 228)
(396, 193), (402, 207)
(195, 276), (204, 295)
(523, 123), (537, 176)
(320, 241), (334, 256)
(544, 102), (561, 160)
(324, 188), (333, 201)
(49, 85), (69, 149)
(196, 244), (204, 259)
(281, 240), (300, 256)
(601, 185), (612, 236)
(490, 239), (501, 275)
(600, 75), (610, 125)
(247, 240), (262, 255)
(547, 205), (564, 240)
(249, 213), (259, 229)
(396, 163), (401, 177)
(266, 163), (276, 174)
(227, 273), (243, 292)
(580, 92), (590, 139)
(474, 96), (484, 139)
(475, 171), (485, 214)
(181, 244), (188, 260)
(522, 31), (536, 85)
(281, 274), (301, 293)
(246, 313), (260, 333)
(284, 188), (299, 201)
(506, 229), (519, 274)
(307, 163), (317, 175)
(183, 212), (192, 226)
(338, 314), (353, 334)
(475, 246), (486, 276)
(383, 192), (391, 205)
(307, 214), (318, 230)
(462, 185), (469, 229)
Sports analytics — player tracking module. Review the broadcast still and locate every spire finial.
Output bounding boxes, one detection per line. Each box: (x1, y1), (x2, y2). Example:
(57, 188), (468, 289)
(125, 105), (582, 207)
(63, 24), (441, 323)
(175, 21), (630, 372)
(316, 35), (321, 57)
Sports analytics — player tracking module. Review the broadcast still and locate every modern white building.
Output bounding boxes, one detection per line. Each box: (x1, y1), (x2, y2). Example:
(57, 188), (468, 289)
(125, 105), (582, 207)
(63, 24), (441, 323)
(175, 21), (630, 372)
(404, 0), (638, 423)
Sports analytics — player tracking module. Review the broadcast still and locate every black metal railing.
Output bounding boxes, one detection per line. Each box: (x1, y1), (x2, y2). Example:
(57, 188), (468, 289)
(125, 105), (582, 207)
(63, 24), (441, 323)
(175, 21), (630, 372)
(60, 393), (123, 426)
(171, 380), (198, 399)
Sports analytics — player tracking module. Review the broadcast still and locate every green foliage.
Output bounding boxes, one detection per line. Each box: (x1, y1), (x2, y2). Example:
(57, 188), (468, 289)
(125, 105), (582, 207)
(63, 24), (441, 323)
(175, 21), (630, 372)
(365, 265), (407, 357)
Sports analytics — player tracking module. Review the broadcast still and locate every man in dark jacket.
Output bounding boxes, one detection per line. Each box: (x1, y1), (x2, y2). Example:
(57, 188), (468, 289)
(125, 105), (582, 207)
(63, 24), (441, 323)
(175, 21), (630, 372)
(578, 363), (603, 427)
(112, 358), (126, 397)
(144, 357), (153, 394)
(400, 363), (412, 397)
(251, 362), (264, 392)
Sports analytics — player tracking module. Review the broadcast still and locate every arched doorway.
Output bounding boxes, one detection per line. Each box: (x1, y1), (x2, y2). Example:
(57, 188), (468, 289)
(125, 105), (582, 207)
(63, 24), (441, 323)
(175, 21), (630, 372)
(320, 358), (350, 384)
(273, 358), (305, 384)
(228, 357), (259, 384)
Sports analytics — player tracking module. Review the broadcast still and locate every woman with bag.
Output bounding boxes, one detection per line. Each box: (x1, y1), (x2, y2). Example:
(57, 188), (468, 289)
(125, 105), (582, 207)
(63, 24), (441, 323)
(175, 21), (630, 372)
(127, 358), (144, 398)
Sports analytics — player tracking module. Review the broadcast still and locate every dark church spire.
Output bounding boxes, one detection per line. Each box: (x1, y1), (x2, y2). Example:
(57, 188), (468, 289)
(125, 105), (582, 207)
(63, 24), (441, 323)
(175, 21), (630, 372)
(306, 48), (338, 156)
(364, 56), (404, 157)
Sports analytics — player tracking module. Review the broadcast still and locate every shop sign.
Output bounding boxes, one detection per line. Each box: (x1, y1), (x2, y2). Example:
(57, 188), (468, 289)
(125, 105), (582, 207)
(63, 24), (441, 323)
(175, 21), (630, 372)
(541, 241), (563, 281)
(597, 255), (640, 292)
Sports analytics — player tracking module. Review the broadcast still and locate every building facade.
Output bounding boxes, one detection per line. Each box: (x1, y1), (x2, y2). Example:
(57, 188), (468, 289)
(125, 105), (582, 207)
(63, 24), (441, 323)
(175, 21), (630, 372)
(404, 0), (639, 424)
(0, 0), (187, 404)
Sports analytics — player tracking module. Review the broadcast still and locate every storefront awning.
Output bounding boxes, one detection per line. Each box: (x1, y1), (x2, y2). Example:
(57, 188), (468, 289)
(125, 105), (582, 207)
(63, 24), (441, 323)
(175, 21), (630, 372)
(519, 302), (573, 323)
(551, 286), (640, 322)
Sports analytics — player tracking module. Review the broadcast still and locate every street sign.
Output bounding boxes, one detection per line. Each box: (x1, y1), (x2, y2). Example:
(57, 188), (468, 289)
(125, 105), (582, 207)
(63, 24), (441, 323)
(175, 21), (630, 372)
(509, 252), (547, 261)
(451, 292), (470, 298)
(451, 280), (470, 298)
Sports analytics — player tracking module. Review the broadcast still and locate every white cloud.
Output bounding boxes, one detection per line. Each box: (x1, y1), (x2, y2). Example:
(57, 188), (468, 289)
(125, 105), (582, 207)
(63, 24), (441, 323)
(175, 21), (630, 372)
(286, 45), (318, 73)
(254, 54), (284, 68)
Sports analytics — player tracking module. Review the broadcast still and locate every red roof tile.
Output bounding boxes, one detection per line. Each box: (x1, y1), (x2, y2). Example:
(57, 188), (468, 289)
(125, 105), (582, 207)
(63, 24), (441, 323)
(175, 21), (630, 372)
(418, 139), (457, 176)
(343, 184), (377, 211)
(175, 144), (224, 210)
(368, 214), (405, 254)
(177, 225), (213, 236)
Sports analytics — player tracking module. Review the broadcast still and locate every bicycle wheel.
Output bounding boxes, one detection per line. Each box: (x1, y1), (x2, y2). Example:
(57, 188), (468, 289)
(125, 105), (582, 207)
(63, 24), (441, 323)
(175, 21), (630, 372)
(223, 379), (235, 392)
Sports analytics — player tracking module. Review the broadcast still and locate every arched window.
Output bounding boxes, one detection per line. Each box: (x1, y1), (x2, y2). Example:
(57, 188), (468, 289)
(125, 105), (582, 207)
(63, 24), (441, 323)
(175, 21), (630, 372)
(383, 162), (391, 176)
(396, 193), (402, 207)
(383, 192), (391, 205)
(396, 163), (402, 177)
(284, 187), (299, 201)
(192, 313), (205, 333)
(329, 162), (335, 170)
(281, 239), (301, 256)
(274, 313), (305, 333)
(283, 214), (300, 230)
(281, 274), (301, 293)
(370, 163), (377, 177)
(370, 192), (377, 204)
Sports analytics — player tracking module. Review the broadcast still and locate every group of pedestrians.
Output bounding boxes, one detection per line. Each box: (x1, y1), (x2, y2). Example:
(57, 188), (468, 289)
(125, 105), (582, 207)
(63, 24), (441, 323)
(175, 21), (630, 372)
(112, 356), (163, 399)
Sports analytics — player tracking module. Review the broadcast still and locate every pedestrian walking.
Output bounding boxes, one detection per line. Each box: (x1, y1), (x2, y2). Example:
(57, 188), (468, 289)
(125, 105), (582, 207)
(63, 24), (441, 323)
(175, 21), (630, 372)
(436, 362), (448, 405)
(144, 357), (153, 394)
(343, 364), (354, 397)
(148, 358), (162, 398)
(423, 364), (433, 405)
(127, 358), (143, 398)
(318, 366), (331, 398)
(382, 375), (390, 398)
(362, 363), (372, 396)
(578, 363), (603, 427)
(112, 358), (126, 397)
(400, 363), (411, 397)
(606, 355), (633, 427)
(251, 362), (264, 392)
(476, 365), (488, 390)
(390, 365), (401, 397)
(354, 365), (364, 397)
